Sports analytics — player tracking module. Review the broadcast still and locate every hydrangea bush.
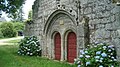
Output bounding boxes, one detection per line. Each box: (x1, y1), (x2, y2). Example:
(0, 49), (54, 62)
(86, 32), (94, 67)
(18, 36), (42, 56)
(75, 43), (119, 67)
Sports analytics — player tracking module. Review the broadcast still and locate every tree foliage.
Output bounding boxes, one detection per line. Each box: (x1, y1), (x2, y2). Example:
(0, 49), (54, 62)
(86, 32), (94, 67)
(0, 22), (25, 38)
(13, 22), (25, 31)
(0, 0), (25, 18)
(13, 6), (25, 22)
(0, 22), (17, 38)
(28, 10), (32, 20)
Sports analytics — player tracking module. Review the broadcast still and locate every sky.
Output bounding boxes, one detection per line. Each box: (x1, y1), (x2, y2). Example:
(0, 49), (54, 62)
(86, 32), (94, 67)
(23, 0), (35, 19)
(1, 0), (35, 21)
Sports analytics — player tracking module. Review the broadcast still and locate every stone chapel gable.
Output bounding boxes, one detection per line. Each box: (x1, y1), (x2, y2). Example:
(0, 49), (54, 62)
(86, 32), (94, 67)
(25, 0), (120, 62)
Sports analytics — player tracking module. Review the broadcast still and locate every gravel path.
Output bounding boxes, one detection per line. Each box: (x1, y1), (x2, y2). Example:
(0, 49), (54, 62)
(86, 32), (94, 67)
(0, 36), (24, 45)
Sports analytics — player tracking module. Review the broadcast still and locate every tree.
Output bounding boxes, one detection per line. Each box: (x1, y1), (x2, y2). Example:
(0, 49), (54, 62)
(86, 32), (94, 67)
(13, 6), (25, 22)
(0, 22), (17, 37)
(0, 0), (25, 18)
(18, 6), (25, 22)
(28, 10), (32, 20)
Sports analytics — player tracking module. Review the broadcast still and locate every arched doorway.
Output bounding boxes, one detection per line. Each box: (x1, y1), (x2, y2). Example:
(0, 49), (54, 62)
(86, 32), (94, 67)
(54, 32), (61, 60)
(67, 32), (76, 63)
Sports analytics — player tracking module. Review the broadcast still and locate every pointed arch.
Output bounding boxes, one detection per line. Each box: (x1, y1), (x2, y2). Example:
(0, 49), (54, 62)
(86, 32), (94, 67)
(43, 9), (76, 35)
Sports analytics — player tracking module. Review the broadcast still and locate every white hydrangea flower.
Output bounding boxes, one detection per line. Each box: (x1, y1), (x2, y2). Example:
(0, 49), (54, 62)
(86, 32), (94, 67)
(25, 47), (28, 49)
(85, 51), (88, 54)
(100, 43), (104, 45)
(80, 50), (85, 55)
(79, 55), (83, 58)
(95, 42), (99, 44)
(94, 45), (97, 47)
(108, 45), (114, 48)
(100, 58), (104, 60)
(27, 41), (29, 43)
(27, 52), (30, 54)
(101, 53), (107, 57)
(114, 59), (117, 61)
(99, 60), (102, 63)
(85, 55), (90, 58)
(110, 60), (113, 61)
(103, 46), (107, 49)
(78, 65), (81, 67)
(96, 51), (101, 55)
(86, 61), (90, 66)
(18, 51), (20, 54)
(96, 59), (99, 62)
(111, 53), (113, 55)
(34, 42), (36, 44)
(95, 56), (100, 59)
(99, 65), (103, 67)
(110, 65), (114, 67)
(108, 49), (112, 52)
(74, 59), (77, 61)
(30, 53), (33, 55)
(77, 61), (80, 64)
(111, 56), (115, 59)
(108, 55), (111, 57)
(28, 49), (30, 51)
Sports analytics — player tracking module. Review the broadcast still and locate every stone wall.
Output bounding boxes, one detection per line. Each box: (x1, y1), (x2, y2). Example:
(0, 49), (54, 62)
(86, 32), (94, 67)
(24, 0), (120, 61)
(79, 0), (120, 60)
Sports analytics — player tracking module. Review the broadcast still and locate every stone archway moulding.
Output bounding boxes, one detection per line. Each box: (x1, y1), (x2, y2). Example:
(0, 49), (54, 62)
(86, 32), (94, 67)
(43, 9), (76, 35)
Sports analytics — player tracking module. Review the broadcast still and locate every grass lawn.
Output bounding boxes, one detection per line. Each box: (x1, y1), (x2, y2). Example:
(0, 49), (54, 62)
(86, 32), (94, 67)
(0, 45), (76, 67)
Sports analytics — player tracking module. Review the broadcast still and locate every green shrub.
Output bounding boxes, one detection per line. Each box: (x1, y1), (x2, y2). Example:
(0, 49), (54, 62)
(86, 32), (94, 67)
(0, 23), (4, 38)
(0, 30), (4, 38)
(18, 36), (41, 56)
(75, 43), (119, 67)
(0, 22), (17, 38)
(13, 22), (25, 31)
(13, 22), (25, 36)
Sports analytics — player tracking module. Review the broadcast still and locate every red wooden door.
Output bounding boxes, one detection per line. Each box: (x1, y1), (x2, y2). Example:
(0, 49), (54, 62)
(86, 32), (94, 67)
(54, 32), (61, 60)
(67, 32), (76, 63)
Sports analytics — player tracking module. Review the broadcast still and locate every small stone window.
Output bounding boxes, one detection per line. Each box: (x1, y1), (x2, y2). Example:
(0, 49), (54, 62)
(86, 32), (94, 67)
(70, 10), (72, 13)
(56, 0), (60, 1)
(62, 5), (65, 9)
(58, 4), (60, 7)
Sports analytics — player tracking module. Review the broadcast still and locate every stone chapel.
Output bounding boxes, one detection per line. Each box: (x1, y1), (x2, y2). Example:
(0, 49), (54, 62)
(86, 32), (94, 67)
(24, 0), (120, 63)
